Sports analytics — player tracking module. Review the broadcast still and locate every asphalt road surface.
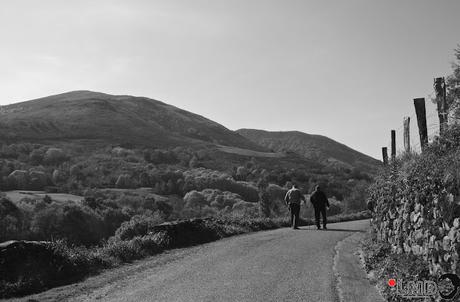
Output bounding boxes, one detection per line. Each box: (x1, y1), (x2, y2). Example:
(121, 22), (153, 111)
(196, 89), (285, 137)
(56, 219), (370, 302)
(15, 219), (374, 302)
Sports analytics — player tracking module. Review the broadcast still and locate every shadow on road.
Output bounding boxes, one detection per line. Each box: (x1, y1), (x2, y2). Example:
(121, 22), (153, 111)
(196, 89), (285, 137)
(297, 228), (365, 233)
(323, 228), (365, 233)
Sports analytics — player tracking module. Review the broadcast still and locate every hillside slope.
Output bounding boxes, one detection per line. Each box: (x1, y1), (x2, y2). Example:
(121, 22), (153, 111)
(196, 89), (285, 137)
(0, 91), (265, 151)
(236, 129), (379, 171)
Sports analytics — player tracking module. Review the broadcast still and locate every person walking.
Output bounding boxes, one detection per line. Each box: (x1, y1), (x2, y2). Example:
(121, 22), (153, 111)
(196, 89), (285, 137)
(284, 184), (305, 229)
(310, 185), (330, 230)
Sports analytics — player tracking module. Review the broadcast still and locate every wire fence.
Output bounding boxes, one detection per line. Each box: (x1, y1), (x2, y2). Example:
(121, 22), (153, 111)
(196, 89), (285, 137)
(384, 90), (442, 157)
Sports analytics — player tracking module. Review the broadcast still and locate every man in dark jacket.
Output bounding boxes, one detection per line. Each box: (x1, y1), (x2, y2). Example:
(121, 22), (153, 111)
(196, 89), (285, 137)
(284, 184), (306, 229)
(310, 185), (330, 230)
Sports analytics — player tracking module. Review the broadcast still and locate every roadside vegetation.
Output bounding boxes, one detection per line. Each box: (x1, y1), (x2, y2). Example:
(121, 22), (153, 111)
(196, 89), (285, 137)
(361, 45), (460, 301)
(1, 211), (370, 298)
(0, 142), (373, 298)
(0, 141), (373, 244)
(362, 124), (460, 301)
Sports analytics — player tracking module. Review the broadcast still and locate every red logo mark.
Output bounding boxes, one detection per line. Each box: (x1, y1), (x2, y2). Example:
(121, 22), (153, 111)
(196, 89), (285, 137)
(388, 279), (396, 287)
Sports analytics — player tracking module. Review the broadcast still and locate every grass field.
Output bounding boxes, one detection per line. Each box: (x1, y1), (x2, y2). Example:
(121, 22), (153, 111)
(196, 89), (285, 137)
(217, 145), (285, 158)
(4, 190), (84, 203)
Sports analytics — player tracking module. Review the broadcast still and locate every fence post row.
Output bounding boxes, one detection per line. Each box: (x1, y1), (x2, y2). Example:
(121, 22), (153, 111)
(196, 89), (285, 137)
(403, 117), (410, 153)
(382, 77), (448, 158)
(414, 98), (428, 152)
(382, 147), (388, 165)
(434, 77), (448, 135)
(391, 130), (396, 161)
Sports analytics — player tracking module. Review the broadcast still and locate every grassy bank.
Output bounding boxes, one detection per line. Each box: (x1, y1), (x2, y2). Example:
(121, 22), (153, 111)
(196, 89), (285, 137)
(361, 231), (434, 302)
(362, 125), (460, 302)
(1, 211), (370, 298)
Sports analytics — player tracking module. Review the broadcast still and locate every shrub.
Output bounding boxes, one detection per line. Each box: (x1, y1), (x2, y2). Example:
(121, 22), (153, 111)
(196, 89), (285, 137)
(115, 174), (133, 189)
(100, 238), (143, 263)
(231, 200), (259, 217)
(182, 168), (259, 202)
(327, 198), (343, 216)
(202, 189), (244, 209)
(43, 148), (68, 165)
(0, 240), (104, 298)
(30, 201), (106, 246)
(184, 190), (207, 211)
(0, 198), (24, 242)
(114, 213), (164, 241)
(29, 149), (44, 165)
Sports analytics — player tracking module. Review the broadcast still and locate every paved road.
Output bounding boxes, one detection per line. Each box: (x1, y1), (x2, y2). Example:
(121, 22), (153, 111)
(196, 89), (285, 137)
(15, 220), (373, 302)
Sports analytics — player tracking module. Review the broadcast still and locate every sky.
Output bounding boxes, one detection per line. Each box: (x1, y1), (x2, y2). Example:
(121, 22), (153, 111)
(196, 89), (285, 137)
(1, 0), (459, 159)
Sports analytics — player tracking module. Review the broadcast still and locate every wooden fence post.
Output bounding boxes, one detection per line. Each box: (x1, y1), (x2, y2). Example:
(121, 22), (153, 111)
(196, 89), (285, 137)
(414, 98), (428, 151)
(391, 130), (396, 161)
(434, 77), (448, 135)
(382, 147), (388, 165)
(403, 117), (410, 153)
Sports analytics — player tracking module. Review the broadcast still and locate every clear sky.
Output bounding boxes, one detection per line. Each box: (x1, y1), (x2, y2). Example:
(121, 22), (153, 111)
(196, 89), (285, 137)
(1, 0), (459, 159)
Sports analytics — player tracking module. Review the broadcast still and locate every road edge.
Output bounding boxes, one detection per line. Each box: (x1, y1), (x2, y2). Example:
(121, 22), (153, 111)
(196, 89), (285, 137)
(333, 231), (386, 302)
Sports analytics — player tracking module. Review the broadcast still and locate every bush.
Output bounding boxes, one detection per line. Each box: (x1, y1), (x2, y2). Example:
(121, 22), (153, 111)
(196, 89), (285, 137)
(0, 198), (24, 242)
(231, 200), (259, 217)
(0, 240), (105, 299)
(202, 189), (245, 209)
(30, 201), (106, 246)
(184, 190), (207, 211)
(182, 168), (259, 202)
(327, 198), (344, 216)
(265, 184), (289, 216)
(43, 148), (68, 165)
(29, 149), (44, 165)
(114, 213), (164, 241)
(115, 174), (133, 189)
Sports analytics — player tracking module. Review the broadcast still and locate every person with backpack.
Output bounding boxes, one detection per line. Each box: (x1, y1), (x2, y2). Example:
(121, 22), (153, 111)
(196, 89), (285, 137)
(284, 184), (306, 229)
(310, 185), (330, 230)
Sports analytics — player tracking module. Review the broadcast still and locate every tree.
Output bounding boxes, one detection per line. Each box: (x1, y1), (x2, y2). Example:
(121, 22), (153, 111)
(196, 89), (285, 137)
(184, 190), (207, 211)
(44, 148), (68, 165)
(29, 149), (44, 165)
(257, 179), (271, 217)
(167, 179), (175, 194)
(345, 180), (369, 212)
(0, 198), (24, 241)
(236, 166), (249, 181)
(115, 174), (132, 189)
(31, 202), (105, 245)
(258, 189), (271, 217)
(189, 156), (199, 168)
(266, 184), (288, 216)
(139, 172), (150, 187)
(155, 200), (173, 218)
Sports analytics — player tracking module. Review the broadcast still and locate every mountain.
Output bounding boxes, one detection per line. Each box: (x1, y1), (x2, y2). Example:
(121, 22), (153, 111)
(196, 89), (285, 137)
(0, 91), (265, 151)
(236, 129), (380, 171)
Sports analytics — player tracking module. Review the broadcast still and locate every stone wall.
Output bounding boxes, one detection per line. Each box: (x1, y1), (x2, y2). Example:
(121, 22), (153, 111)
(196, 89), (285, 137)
(370, 157), (460, 279)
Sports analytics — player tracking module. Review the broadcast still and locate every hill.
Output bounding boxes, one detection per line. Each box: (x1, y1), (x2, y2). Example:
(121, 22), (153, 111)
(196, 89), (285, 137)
(0, 91), (375, 212)
(0, 91), (265, 151)
(236, 129), (380, 171)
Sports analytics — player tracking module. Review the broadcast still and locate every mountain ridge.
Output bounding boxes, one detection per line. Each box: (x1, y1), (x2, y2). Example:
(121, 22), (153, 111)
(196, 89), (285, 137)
(0, 90), (379, 172)
(236, 128), (380, 171)
(0, 90), (265, 151)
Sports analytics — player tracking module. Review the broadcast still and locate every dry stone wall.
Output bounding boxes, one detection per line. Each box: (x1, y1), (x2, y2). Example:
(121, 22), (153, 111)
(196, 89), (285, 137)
(371, 148), (460, 279)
